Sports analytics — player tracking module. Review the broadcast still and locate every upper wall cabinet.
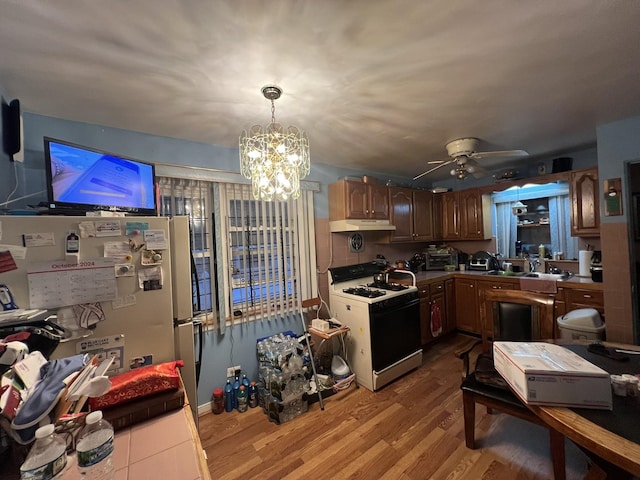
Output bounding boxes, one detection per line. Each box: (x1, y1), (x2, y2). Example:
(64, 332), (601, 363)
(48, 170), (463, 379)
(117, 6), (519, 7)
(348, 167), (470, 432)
(329, 179), (390, 221)
(570, 168), (600, 236)
(388, 187), (434, 242)
(439, 189), (491, 241)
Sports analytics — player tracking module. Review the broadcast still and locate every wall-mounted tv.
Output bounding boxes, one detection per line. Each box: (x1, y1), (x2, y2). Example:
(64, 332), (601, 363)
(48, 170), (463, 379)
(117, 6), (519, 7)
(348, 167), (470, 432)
(44, 137), (157, 215)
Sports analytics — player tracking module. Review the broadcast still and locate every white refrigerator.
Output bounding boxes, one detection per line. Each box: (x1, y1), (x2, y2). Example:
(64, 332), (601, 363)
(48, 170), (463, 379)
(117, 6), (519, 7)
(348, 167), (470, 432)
(0, 215), (198, 422)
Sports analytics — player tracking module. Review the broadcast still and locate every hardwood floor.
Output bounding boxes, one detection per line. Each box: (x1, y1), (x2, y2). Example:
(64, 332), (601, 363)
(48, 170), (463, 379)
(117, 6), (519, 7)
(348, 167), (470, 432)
(199, 333), (592, 480)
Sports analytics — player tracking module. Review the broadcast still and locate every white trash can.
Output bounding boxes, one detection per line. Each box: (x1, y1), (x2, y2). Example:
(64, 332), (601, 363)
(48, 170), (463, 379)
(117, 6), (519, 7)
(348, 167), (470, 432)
(557, 308), (605, 340)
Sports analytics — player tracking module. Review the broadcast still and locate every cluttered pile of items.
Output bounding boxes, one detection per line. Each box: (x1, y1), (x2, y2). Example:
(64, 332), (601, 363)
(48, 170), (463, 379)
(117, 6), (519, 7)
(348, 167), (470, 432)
(0, 326), (185, 478)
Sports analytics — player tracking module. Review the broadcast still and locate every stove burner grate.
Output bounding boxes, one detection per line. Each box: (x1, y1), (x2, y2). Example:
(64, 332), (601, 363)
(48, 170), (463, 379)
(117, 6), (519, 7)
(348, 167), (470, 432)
(342, 287), (387, 298)
(366, 282), (409, 292)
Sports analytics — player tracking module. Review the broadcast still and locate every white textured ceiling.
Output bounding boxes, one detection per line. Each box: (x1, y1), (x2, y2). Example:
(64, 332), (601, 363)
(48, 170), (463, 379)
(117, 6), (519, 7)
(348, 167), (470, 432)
(1, 1), (640, 182)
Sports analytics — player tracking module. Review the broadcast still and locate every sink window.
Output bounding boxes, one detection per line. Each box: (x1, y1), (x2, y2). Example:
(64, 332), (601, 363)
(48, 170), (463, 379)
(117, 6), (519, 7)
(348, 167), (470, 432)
(492, 183), (578, 260)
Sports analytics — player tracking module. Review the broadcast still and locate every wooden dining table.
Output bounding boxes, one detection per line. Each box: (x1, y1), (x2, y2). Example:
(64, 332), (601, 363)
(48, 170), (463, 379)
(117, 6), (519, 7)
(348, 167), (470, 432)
(525, 340), (640, 478)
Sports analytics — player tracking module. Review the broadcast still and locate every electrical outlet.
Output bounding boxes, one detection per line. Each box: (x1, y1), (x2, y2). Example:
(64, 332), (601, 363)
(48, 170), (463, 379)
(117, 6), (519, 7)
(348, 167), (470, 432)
(227, 365), (241, 378)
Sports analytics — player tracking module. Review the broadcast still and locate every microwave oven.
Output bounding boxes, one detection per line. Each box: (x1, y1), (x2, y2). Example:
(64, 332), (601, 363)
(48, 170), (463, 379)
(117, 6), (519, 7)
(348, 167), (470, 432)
(424, 252), (458, 270)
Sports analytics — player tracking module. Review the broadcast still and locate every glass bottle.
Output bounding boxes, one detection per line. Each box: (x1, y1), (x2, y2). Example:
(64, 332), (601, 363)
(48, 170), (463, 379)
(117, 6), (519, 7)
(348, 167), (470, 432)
(212, 388), (224, 414)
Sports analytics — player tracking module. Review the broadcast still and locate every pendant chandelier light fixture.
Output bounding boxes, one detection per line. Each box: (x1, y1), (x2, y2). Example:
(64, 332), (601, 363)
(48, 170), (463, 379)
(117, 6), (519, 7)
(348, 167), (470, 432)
(239, 85), (310, 201)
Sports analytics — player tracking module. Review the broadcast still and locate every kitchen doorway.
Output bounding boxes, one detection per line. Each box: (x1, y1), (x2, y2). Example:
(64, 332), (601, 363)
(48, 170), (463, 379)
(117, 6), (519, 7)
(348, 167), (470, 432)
(627, 162), (640, 344)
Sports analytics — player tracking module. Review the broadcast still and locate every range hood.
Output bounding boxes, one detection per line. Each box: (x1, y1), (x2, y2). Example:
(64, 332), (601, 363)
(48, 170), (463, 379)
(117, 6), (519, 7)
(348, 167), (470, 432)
(329, 219), (396, 232)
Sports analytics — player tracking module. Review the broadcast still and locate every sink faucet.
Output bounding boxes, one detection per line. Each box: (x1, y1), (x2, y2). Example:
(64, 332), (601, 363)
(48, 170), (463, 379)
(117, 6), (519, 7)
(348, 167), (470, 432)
(528, 257), (540, 273)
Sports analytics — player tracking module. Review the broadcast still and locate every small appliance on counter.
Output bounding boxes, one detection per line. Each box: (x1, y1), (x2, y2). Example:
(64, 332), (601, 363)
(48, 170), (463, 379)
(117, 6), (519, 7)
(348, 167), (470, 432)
(590, 250), (603, 282)
(469, 251), (501, 271)
(424, 251), (458, 271)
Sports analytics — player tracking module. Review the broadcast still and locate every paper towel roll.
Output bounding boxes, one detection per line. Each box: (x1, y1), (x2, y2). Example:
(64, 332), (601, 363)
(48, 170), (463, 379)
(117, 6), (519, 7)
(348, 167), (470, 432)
(579, 250), (592, 277)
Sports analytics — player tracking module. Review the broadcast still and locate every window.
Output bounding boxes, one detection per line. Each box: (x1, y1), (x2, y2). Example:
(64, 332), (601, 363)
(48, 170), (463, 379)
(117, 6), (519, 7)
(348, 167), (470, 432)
(157, 177), (317, 332)
(492, 183), (578, 260)
(217, 183), (317, 330)
(157, 177), (219, 326)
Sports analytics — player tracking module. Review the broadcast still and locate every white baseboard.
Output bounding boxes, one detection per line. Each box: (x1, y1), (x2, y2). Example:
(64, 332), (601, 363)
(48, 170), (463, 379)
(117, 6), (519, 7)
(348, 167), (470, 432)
(198, 401), (213, 417)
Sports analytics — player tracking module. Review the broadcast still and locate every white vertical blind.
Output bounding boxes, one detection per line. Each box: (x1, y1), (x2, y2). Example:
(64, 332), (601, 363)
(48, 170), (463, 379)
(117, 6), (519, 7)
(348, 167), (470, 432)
(218, 184), (316, 328)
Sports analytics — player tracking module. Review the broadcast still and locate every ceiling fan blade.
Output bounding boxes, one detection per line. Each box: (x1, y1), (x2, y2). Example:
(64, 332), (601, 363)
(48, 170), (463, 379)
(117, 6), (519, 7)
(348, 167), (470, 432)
(471, 149), (529, 160)
(413, 159), (454, 180)
(427, 158), (449, 165)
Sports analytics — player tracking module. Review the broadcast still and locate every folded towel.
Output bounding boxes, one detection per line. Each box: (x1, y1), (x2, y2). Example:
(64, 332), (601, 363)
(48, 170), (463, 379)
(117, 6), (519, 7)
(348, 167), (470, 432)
(519, 277), (557, 293)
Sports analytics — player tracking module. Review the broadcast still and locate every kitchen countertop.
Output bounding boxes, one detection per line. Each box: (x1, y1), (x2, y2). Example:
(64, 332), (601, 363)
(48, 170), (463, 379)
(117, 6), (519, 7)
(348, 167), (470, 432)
(412, 270), (603, 290)
(58, 402), (210, 480)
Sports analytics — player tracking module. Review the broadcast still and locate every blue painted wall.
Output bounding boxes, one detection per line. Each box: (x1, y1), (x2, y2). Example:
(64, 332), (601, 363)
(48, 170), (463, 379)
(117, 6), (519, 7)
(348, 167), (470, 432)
(2, 90), (636, 407)
(596, 115), (640, 224)
(0, 110), (410, 409)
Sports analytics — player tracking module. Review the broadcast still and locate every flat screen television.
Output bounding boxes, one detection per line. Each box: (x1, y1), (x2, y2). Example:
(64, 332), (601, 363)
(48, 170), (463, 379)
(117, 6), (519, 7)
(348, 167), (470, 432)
(44, 137), (157, 215)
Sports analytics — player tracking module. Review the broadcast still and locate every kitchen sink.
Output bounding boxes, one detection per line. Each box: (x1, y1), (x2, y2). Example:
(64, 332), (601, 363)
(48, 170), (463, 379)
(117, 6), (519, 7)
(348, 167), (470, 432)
(485, 271), (571, 281)
(485, 270), (526, 277)
(522, 272), (572, 281)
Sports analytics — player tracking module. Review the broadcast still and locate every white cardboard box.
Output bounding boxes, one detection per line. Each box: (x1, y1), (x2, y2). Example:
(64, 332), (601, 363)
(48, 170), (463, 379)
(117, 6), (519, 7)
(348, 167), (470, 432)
(493, 341), (612, 410)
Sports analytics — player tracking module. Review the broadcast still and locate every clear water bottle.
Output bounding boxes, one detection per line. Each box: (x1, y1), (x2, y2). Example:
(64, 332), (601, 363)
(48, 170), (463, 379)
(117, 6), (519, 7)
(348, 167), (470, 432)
(75, 411), (115, 479)
(20, 424), (67, 480)
(224, 379), (234, 412)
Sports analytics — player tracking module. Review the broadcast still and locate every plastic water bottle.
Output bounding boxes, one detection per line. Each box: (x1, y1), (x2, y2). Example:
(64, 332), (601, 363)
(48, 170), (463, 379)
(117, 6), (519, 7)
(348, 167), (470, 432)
(224, 379), (234, 412)
(248, 381), (259, 408)
(241, 373), (250, 392)
(232, 376), (240, 409)
(20, 424), (67, 480)
(75, 411), (115, 479)
(237, 385), (248, 413)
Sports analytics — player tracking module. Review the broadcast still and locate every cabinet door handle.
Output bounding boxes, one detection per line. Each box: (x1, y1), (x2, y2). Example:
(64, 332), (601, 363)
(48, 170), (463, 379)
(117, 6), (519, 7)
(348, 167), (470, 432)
(583, 294), (593, 299)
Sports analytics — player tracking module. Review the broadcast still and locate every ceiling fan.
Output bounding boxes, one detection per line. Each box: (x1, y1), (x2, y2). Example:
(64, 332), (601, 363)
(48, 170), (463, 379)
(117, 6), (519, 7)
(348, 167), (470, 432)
(413, 138), (529, 181)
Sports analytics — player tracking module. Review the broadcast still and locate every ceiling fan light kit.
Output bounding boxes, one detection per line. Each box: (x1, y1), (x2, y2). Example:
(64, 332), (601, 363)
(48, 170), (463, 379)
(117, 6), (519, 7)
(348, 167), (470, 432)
(413, 137), (529, 181)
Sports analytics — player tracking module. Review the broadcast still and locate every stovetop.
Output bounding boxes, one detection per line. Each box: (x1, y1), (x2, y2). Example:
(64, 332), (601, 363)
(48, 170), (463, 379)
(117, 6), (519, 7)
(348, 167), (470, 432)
(366, 282), (409, 291)
(343, 286), (387, 298)
(329, 262), (417, 304)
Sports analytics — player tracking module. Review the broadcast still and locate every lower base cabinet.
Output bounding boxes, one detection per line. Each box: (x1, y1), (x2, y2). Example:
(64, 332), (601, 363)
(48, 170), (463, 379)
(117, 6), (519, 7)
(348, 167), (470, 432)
(454, 278), (478, 334)
(418, 280), (451, 344)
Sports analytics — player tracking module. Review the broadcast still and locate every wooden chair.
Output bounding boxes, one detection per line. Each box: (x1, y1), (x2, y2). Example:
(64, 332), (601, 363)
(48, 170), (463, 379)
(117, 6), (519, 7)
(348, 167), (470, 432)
(455, 288), (566, 480)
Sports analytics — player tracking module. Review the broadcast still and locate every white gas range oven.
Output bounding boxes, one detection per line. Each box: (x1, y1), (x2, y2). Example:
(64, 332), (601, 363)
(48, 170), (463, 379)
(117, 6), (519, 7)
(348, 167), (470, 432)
(328, 262), (422, 391)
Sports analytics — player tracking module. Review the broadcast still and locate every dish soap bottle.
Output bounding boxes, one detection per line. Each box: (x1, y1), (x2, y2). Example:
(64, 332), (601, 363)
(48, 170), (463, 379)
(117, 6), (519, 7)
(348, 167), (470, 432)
(538, 244), (546, 259)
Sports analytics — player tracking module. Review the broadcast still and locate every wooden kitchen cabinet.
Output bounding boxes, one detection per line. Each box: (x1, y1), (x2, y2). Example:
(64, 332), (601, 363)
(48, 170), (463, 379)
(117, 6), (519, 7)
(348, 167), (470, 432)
(565, 287), (604, 315)
(389, 187), (414, 242)
(388, 187), (434, 242)
(441, 192), (460, 240)
(460, 188), (490, 239)
(432, 193), (444, 241)
(439, 189), (490, 241)
(476, 278), (520, 339)
(554, 286), (604, 337)
(328, 179), (389, 220)
(454, 277), (478, 333)
(418, 280), (447, 344)
(444, 278), (456, 334)
(570, 168), (600, 236)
